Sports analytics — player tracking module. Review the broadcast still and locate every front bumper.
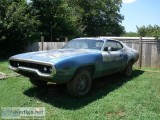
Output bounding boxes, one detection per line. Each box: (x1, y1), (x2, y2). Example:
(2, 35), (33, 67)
(9, 58), (56, 79)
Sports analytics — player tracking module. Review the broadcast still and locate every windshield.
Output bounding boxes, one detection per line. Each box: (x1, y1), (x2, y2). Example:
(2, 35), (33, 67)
(62, 39), (104, 50)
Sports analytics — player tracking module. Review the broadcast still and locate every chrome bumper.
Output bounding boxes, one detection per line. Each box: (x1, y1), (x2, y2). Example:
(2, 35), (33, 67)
(9, 65), (56, 78)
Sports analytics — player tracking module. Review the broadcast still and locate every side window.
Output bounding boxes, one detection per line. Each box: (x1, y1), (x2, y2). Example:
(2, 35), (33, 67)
(116, 42), (123, 50)
(104, 41), (117, 51)
(104, 41), (123, 51)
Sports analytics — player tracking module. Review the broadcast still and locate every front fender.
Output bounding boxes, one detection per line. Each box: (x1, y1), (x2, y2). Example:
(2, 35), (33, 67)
(52, 53), (103, 82)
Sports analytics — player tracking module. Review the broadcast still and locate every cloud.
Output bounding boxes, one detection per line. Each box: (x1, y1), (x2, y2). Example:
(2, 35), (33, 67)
(122, 0), (136, 4)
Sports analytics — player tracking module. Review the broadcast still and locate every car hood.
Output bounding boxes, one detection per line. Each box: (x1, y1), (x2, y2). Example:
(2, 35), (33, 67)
(10, 49), (100, 63)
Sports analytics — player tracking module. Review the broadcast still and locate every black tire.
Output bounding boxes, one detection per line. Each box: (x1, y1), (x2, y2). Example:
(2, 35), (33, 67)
(123, 61), (133, 77)
(29, 78), (47, 87)
(67, 69), (92, 97)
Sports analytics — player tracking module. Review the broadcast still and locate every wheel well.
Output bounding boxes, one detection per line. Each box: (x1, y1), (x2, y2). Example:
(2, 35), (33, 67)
(75, 65), (95, 77)
(129, 59), (134, 64)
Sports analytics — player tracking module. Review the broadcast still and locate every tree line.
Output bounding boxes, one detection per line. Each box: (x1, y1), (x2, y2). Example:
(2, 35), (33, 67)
(122, 25), (160, 39)
(0, 0), (124, 58)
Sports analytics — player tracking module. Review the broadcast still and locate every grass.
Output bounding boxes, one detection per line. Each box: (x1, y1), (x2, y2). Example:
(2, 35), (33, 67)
(0, 61), (15, 74)
(134, 66), (160, 72)
(0, 62), (160, 120)
(140, 67), (160, 72)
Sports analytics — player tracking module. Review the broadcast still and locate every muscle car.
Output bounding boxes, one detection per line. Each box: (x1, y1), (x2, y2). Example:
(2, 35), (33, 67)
(9, 37), (139, 97)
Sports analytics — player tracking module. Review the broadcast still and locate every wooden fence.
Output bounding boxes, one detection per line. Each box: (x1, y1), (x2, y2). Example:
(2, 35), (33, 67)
(26, 37), (160, 68)
(101, 37), (160, 68)
(26, 42), (66, 51)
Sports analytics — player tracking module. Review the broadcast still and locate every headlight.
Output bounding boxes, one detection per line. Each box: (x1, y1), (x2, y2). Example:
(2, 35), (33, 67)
(42, 66), (53, 74)
(49, 67), (52, 73)
(43, 67), (47, 72)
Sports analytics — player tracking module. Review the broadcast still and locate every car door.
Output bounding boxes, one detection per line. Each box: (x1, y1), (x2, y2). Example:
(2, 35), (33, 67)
(101, 40), (125, 75)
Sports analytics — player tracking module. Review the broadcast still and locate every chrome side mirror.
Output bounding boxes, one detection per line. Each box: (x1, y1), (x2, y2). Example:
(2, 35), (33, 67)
(104, 47), (112, 52)
(108, 47), (112, 51)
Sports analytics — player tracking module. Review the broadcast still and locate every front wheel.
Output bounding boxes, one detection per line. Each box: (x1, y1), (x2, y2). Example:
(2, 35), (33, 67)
(29, 78), (47, 87)
(67, 69), (92, 97)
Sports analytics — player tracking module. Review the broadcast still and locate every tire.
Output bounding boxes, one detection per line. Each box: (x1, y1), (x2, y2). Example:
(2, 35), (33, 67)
(123, 61), (133, 77)
(29, 78), (47, 87)
(67, 69), (92, 97)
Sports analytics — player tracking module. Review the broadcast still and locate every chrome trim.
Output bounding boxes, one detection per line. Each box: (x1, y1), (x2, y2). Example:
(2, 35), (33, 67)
(9, 65), (56, 78)
(9, 58), (56, 78)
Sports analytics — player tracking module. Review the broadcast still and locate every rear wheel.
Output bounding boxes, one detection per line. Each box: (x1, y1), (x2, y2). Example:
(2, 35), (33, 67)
(29, 78), (47, 87)
(67, 69), (92, 97)
(123, 61), (133, 77)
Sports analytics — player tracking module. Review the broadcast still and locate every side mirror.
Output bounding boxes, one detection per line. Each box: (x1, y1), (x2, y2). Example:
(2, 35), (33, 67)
(108, 47), (112, 51)
(104, 47), (112, 52)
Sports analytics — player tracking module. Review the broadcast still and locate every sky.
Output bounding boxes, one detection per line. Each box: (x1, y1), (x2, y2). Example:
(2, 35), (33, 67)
(121, 0), (160, 32)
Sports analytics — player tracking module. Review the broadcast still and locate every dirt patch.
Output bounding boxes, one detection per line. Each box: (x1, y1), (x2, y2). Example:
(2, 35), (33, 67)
(106, 110), (125, 118)
(0, 72), (20, 80)
(0, 72), (7, 79)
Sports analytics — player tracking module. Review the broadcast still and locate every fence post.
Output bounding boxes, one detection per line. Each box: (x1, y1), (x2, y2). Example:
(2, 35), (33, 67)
(139, 36), (142, 69)
(41, 36), (44, 50)
(65, 37), (68, 42)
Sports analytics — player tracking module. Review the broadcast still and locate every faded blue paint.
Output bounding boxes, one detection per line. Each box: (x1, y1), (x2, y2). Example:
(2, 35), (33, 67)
(53, 51), (103, 81)
(9, 38), (139, 83)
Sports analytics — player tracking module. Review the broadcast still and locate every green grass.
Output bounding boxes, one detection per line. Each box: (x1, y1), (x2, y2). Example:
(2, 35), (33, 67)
(0, 61), (15, 74)
(140, 67), (160, 71)
(134, 66), (160, 72)
(0, 62), (160, 120)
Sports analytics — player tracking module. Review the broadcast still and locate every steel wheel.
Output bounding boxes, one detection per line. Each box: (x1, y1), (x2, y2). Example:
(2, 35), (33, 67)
(67, 69), (92, 97)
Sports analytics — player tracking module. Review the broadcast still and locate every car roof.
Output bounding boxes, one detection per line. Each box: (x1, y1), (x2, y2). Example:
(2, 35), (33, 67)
(73, 37), (125, 47)
(74, 37), (119, 42)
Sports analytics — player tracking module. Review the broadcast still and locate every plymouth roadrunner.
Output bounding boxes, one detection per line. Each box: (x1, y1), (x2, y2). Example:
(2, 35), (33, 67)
(9, 38), (139, 97)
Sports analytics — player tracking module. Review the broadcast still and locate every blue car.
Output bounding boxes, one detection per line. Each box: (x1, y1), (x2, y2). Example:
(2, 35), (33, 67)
(9, 37), (139, 97)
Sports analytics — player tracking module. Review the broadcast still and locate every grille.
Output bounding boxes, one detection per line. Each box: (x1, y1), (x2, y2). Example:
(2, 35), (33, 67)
(9, 60), (52, 74)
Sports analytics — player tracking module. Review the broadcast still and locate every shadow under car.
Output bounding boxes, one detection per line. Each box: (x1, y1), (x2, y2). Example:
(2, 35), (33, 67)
(23, 70), (144, 110)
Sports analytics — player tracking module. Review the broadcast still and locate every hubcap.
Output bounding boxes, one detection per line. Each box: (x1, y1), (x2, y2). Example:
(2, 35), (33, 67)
(77, 75), (88, 92)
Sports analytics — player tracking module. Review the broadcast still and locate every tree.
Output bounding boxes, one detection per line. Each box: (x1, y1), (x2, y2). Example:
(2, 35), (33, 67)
(0, 0), (125, 59)
(137, 25), (160, 39)
(31, 0), (125, 39)
(0, 0), (40, 58)
(137, 26), (147, 37)
(121, 32), (139, 37)
(31, 0), (82, 41)
(70, 0), (125, 36)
